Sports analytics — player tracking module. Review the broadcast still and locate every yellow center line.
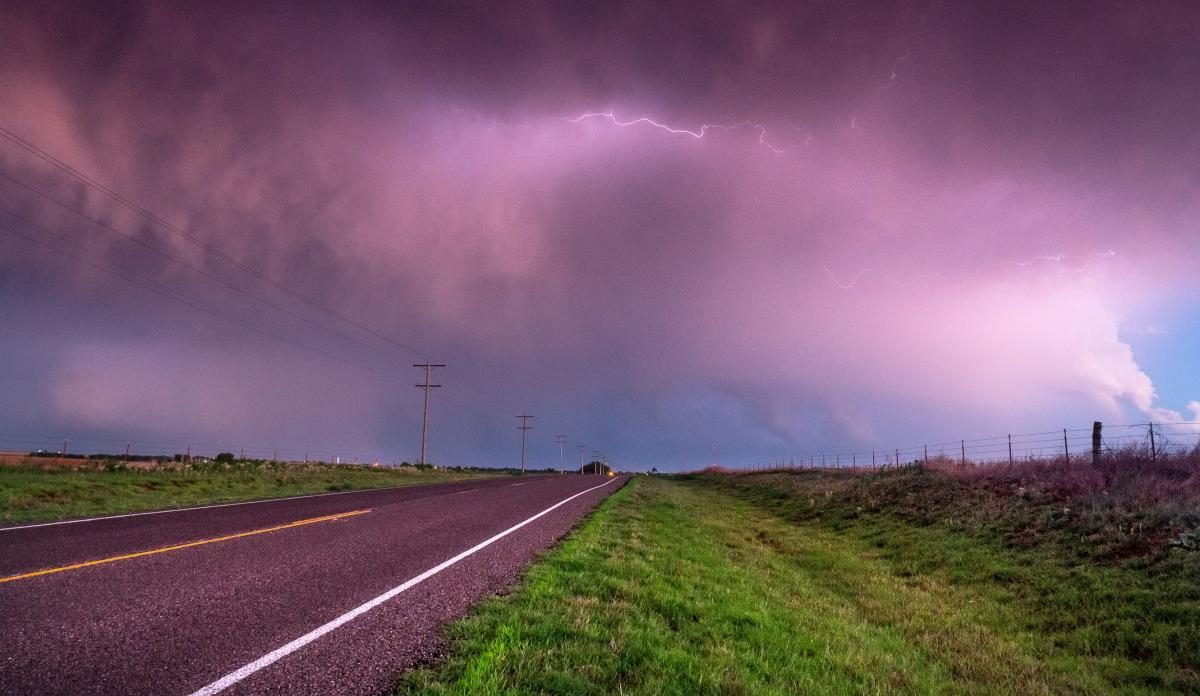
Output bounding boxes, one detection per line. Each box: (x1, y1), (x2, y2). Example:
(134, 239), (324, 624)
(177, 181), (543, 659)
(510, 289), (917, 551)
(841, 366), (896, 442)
(0, 508), (371, 585)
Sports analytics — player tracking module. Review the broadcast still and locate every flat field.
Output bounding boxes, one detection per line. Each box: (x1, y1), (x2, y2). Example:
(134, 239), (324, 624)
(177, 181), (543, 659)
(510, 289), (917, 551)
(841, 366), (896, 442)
(0, 459), (504, 525)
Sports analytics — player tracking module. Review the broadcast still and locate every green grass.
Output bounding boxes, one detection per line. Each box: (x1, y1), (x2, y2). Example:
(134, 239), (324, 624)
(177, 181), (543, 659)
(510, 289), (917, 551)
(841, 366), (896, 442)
(396, 475), (1197, 695)
(693, 468), (1200, 692)
(0, 461), (503, 524)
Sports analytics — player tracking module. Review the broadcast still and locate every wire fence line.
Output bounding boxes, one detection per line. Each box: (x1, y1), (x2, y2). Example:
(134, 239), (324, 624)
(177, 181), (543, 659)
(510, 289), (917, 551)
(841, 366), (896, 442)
(735, 421), (1200, 472)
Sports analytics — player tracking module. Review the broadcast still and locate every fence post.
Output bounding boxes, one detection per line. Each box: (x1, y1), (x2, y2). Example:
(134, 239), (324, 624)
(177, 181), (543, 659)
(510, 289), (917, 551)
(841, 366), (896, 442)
(1149, 422), (1157, 461)
(1063, 429), (1069, 463)
(1092, 422), (1102, 466)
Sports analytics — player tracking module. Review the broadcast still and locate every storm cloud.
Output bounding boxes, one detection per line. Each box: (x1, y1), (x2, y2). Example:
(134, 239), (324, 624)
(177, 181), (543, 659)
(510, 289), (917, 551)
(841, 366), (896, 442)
(1, 0), (1197, 469)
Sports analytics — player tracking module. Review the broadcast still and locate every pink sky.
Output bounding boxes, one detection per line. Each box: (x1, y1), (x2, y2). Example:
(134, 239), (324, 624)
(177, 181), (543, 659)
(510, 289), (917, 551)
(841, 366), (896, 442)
(1, 1), (1197, 469)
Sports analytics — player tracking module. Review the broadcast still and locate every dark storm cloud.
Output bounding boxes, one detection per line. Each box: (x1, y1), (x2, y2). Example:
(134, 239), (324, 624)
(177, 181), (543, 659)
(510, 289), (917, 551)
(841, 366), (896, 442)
(1, 0), (1198, 469)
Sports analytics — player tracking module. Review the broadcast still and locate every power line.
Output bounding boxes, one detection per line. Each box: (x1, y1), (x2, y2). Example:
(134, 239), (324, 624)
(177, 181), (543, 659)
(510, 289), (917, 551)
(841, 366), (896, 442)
(0, 129), (584, 452)
(0, 125), (435, 360)
(0, 157), (547, 432)
(0, 130), (535, 420)
(0, 216), (387, 375)
(516, 415), (533, 474)
(554, 434), (566, 474)
(2, 206), (539, 446)
(0, 171), (411, 367)
(414, 363), (445, 465)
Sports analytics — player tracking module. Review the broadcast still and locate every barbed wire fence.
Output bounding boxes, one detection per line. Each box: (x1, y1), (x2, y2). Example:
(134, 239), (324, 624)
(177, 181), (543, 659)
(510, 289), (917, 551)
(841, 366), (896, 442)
(734, 421), (1200, 472)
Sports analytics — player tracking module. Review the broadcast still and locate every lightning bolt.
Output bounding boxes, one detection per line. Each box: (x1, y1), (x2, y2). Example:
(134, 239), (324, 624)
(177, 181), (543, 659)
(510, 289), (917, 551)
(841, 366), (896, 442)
(823, 265), (874, 289)
(823, 265), (940, 289)
(1004, 249), (1116, 273)
(561, 111), (786, 154)
(825, 250), (1117, 290)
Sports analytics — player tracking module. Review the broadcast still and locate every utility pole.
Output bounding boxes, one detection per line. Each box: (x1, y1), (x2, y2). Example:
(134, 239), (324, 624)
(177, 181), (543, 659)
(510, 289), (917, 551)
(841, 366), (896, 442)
(554, 435), (566, 474)
(577, 444), (586, 474)
(413, 363), (445, 465)
(516, 415), (533, 474)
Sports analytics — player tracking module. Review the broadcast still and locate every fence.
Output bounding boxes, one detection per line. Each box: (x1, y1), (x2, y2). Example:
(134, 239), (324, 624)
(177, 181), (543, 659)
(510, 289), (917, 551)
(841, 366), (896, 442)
(738, 421), (1200, 471)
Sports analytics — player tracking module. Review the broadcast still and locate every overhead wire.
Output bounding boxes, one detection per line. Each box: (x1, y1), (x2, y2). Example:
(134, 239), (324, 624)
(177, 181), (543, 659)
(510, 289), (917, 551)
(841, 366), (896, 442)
(0, 131), (582, 456)
(0, 212), (389, 376)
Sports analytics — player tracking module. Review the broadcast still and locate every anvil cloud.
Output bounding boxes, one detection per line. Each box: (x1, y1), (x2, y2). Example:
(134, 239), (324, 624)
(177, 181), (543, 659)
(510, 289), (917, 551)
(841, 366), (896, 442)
(1, 1), (1198, 470)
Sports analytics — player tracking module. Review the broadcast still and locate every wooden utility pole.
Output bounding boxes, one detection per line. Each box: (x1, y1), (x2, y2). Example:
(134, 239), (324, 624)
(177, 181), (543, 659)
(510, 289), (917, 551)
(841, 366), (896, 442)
(413, 363), (445, 465)
(516, 415), (533, 473)
(1092, 422), (1102, 465)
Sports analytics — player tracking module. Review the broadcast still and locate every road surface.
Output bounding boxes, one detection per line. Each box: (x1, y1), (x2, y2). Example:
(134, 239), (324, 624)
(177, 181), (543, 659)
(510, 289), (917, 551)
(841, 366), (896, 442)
(0, 474), (625, 695)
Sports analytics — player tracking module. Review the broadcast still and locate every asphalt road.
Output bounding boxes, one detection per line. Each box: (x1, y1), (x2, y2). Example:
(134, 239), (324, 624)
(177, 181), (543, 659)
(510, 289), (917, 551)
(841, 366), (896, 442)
(0, 474), (625, 695)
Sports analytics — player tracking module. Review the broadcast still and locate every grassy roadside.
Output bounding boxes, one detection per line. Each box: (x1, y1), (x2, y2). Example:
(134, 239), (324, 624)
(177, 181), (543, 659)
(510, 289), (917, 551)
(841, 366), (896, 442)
(395, 475), (1192, 695)
(0, 461), (504, 525)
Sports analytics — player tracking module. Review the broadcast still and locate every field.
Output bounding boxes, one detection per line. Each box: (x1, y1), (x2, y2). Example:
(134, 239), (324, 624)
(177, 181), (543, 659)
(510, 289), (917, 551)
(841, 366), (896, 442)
(0, 458), (504, 525)
(396, 460), (1200, 694)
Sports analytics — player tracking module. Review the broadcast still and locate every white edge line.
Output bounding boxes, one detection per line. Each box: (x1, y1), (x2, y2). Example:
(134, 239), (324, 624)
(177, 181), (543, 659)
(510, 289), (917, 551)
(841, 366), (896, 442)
(0, 477), (533, 532)
(187, 477), (619, 696)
